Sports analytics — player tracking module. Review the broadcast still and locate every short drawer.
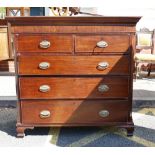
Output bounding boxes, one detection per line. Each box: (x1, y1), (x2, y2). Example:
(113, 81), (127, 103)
(21, 100), (129, 124)
(19, 77), (129, 99)
(75, 35), (130, 53)
(18, 55), (130, 75)
(14, 34), (73, 53)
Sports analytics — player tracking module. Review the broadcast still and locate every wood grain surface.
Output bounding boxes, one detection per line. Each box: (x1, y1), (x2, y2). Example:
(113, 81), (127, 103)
(21, 100), (129, 124)
(18, 55), (130, 75)
(19, 77), (129, 99)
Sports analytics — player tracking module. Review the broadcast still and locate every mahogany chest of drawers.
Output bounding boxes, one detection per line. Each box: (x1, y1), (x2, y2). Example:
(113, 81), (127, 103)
(6, 17), (140, 137)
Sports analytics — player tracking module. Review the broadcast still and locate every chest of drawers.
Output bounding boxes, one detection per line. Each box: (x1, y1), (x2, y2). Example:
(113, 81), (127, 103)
(7, 17), (140, 137)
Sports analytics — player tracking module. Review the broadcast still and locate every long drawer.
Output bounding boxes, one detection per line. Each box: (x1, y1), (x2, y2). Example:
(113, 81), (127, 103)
(15, 34), (73, 53)
(21, 100), (129, 124)
(18, 55), (130, 75)
(19, 77), (129, 99)
(75, 35), (130, 53)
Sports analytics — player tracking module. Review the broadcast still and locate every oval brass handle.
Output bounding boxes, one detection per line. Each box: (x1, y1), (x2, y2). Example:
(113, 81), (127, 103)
(99, 110), (109, 117)
(39, 62), (50, 70)
(97, 62), (109, 71)
(39, 40), (51, 49)
(39, 85), (50, 93)
(98, 84), (109, 93)
(40, 110), (51, 118)
(96, 41), (108, 48)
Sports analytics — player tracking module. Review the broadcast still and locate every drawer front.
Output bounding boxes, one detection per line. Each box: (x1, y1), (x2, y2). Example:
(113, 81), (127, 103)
(21, 100), (129, 124)
(15, 34), (73, 53)
(19, 77), (129, 99)
(75, 35), (130, 53)
(18, 55), (130, 75)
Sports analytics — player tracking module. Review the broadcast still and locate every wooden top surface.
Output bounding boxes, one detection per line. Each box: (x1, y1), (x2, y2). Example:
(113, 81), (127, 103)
(5, 16), (141, 26)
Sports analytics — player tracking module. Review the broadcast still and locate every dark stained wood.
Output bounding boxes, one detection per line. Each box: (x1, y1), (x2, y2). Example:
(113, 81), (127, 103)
(15, 34), (73, 53)
(19, 77), (129, 99)
(7, 16), (141, 137)
(126, 126), (134, 137)
(0, 19), (7, 26)
(11, 25), (136, 33)
(8, 17), (141, 34)
(6, 16), (141, 26)
(18, 55), (130, 75)
(21, 100), (129, 124)
(75, 35), (130, 53)
(0, 60), (15, 73)
(16, 122), (34, 138)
